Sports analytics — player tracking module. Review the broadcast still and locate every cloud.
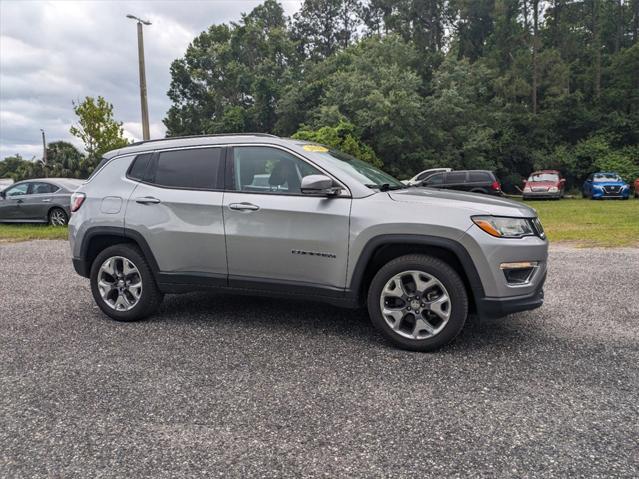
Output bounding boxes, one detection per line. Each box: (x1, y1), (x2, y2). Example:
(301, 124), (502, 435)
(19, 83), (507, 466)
(0, 0), (302, 160)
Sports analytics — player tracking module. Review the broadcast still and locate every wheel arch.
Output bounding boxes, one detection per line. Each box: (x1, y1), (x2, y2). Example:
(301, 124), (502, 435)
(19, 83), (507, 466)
(349, 235), (485, 313)
(77, 226), (159, 278)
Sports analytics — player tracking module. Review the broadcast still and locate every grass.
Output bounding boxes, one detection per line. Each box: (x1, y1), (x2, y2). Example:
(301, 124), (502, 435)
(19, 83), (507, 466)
(0, 198), (637, 247)
(520, 198), (639, 247)
(0, 224), (68, 242)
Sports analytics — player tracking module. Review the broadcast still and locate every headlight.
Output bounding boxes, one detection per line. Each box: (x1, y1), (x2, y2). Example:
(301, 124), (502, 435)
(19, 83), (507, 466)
(592, 184), (602, 190)
(523, 186), (531, 192)
(621, 185), (629, 190)
(472, 215), (536, 238)
(549, 186), (558, 193)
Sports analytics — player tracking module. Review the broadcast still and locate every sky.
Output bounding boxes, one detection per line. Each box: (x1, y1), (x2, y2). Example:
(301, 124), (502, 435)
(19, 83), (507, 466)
(0, 0), (303, 160)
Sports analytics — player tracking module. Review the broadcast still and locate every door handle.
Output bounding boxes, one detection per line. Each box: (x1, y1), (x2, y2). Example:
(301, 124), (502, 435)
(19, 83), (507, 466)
(42, 199), (52, 202)
(229, 202), (259, 211)
(135, 196), (161, 205)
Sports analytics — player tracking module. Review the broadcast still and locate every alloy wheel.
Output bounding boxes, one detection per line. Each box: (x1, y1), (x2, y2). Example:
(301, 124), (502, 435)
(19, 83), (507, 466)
(97, 256), (143, 311)
(379, 270), (451, 340)
(50, 209), (67, 226)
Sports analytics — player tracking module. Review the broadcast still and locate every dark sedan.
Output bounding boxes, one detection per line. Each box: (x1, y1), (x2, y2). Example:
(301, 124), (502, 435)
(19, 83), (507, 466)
(0, 178), (84, 225)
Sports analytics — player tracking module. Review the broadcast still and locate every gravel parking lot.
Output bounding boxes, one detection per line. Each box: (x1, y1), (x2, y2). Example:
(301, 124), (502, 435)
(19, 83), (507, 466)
(1, 240), (638, 478)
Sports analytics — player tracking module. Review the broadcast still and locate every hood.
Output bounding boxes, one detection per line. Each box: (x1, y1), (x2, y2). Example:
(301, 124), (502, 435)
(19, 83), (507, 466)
(591, 181), (627, 187)
(389, 187), (537, 218)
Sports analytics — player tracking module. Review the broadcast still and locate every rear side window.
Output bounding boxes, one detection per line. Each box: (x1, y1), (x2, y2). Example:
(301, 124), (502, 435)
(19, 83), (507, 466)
(128, 153), (153, 182)
(446, 172), (467, 183)
(153, 148), (223, 190)
(468, 171), (491, 182)
(30, 182), (59, 194)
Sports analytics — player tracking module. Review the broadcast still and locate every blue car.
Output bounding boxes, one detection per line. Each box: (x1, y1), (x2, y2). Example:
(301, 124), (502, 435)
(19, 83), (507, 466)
(582, 172), (630, 200)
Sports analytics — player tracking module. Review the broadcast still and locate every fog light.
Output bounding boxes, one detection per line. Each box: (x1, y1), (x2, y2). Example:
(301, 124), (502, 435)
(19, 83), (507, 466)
(500, 262), (538, 285)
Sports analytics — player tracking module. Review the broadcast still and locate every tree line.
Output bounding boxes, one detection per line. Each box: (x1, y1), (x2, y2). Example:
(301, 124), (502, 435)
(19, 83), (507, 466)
(2, 0), (638, 192)
(164, 0), (639, 191)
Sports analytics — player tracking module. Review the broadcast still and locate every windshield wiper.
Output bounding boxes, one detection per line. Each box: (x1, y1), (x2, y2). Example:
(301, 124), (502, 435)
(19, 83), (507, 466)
(365, 183), (406, 192)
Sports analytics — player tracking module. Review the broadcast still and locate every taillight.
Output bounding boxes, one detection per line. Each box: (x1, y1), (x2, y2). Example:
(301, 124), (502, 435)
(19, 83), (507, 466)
(70, 192), (86, 212)
(491, 180), (501, 191)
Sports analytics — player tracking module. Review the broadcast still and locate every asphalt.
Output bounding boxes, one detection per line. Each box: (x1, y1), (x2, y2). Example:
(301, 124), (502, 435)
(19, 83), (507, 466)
(0, 240), (638, 478)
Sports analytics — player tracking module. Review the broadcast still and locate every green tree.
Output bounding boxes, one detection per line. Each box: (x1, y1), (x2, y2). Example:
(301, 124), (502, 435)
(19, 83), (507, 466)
(69, 96), (129, 170)
(164, 0), (296, 136)
(46, 141), (85, 178)
(292, 121), (382, 167)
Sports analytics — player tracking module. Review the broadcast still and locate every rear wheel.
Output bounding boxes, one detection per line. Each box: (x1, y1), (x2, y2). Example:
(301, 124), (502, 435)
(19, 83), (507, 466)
(367, 254), (468, 352)
(48, 207), (68, 226)
(89, 244), (163, 322)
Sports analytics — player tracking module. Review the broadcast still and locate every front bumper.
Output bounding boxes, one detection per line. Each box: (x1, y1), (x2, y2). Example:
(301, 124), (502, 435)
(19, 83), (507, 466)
(476, 274), (546, 318)
(523, 191), (561, 199)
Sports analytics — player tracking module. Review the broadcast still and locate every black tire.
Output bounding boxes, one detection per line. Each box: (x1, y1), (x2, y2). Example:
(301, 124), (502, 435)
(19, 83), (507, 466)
(367, 254), (468, 352)
(89, 243), (163, 322)
(48, 207), (68, 226)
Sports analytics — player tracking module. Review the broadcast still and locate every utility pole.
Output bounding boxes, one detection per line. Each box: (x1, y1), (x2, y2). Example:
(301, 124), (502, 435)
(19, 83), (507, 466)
(40, 129), (48, 177)
(126, 14), (151, 141)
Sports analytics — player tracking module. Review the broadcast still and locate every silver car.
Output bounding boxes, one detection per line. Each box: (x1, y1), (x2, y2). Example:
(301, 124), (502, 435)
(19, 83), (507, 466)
(69, 134), (548, 352)
(0, 178), (83, 225)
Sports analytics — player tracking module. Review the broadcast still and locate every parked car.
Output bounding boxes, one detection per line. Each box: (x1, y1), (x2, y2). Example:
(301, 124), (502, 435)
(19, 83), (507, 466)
(401, 168), (452, 186)
(582, 172), (630, 200)
(419, 170), (502, 195)
(522, 170), (565, 200)
(0, 178), (84, 225)
(69, 134), (547, 352)
(634, 178), (639, 198)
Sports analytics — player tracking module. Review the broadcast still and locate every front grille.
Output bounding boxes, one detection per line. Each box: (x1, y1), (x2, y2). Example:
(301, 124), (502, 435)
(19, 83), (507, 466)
(603, 185), (621, 194)
(532, 187), (548, 192)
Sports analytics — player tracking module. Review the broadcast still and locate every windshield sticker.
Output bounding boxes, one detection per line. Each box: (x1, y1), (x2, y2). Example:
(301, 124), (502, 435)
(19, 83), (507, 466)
(302, 144), (329, 152)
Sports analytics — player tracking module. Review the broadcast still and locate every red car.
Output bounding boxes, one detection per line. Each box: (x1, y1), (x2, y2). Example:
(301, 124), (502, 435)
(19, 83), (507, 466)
(523, 170), (566, 200)
(634, 178), (639, 198)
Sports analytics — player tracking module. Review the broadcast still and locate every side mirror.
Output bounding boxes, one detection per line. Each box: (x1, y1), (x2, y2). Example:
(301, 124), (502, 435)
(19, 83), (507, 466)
(301, 175), (341, 197)
(0, 191), (5, 199)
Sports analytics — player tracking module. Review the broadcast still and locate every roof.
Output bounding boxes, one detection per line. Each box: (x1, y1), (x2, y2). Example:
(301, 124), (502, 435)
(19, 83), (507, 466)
(106, 133), (284, 158)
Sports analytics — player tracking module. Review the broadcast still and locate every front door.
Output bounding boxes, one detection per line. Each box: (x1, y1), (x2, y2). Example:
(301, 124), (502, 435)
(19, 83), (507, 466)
(0, 182), (30, 220)
(223, 145), (351, 291)
(124, 147), (227, 280)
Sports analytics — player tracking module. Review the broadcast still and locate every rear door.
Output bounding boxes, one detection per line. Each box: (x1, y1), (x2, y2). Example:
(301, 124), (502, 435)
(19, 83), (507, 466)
(124, 147), (227, 282)
(444, 171), (469, 191)
(22, 181), (60, 220)
(222, 145), (351, 291)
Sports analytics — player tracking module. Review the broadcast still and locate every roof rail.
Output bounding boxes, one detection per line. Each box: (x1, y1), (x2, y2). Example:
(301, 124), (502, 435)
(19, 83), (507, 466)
(126, 132), (279, 148)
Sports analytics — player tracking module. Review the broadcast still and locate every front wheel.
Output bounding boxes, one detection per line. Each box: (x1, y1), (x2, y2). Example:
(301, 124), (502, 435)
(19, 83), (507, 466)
(89, 244), (163, 322)
(367, 255), (468, 352)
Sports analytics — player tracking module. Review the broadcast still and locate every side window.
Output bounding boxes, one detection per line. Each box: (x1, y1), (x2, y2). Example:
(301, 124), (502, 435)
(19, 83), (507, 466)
(6, 183), (30, 196)
(468, 171), (490, 182)
(424, 173), (444, 185)
(153, 148), (223, 190)
(446, 171), (467, 183)
(232, 146), (322, 195)
(416, 171), (430, 181)
(30, 182), (58, 194)
(128, 153), (154, 182)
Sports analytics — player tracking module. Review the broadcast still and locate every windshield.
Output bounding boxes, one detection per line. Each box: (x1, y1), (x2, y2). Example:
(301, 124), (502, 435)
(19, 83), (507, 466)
(528, 173), (559, 182)
(593, 173), (622, 182)
(305, 147), (405, 190)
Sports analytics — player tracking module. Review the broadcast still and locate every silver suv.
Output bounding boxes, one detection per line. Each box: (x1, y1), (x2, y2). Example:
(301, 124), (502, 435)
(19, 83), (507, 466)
(69, 134), (548, 351)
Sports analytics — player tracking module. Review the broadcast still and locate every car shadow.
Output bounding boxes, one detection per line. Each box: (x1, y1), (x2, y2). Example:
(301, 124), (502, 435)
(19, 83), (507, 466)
(147, 291), (537, 353)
